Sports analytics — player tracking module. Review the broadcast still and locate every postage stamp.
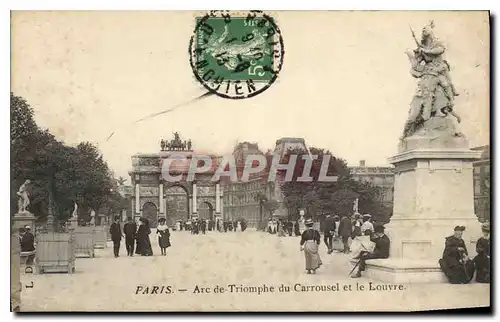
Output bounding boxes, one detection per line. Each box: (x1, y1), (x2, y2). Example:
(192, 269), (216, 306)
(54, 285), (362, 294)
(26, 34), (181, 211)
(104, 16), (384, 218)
(189, 10), (284, 99)
(10, 11), (490, 313)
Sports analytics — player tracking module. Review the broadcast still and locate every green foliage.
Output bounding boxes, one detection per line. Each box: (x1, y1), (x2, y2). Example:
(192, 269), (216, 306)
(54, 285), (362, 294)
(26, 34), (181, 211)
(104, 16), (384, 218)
(280, 146), (392, 223)
(11, 93), (127, 220)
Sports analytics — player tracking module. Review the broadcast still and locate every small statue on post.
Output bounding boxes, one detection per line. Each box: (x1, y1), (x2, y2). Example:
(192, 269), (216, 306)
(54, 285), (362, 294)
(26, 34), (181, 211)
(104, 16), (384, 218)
(89, 209), (96, 226)
(71, 202), (78, 219)
(16, 179), (31, 213)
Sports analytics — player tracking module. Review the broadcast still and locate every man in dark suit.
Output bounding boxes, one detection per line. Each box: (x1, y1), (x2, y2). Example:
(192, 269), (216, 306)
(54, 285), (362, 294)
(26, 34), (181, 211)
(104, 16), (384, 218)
(200, 220), (207, 235)
(123, 217), (137, 256)
(20, 226), (35, 252)
(109, 216), (123, 258)
(323, 213), (336, 254)
(338, 215), (353, 253)
(351, 223), (390, 278)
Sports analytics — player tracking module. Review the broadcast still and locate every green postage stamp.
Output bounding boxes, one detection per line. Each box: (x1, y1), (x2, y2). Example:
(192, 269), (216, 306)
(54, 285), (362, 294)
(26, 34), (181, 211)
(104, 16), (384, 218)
(189, 11), (284, 99)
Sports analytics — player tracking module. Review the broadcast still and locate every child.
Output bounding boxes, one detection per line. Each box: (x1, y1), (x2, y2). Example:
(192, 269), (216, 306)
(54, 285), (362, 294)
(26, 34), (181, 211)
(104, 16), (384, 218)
(156, 218), (171, 256)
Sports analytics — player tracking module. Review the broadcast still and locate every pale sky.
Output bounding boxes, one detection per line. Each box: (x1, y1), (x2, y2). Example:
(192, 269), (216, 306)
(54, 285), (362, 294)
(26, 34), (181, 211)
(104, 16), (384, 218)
(11, 11), (490, 180)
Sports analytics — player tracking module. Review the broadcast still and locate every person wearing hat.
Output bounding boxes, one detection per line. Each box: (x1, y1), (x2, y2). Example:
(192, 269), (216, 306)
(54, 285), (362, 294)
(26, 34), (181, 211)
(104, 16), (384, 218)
(20, 225), (35, 265)
(294, 218), (301, 236)
(109, 215), (123, 258)
(156, 218), (171, 256)
(123, 217), (137, 256)
(200, 219), (207, 235)
(300, 218), (322, 274)
(351, 223), (390, 278)
(191, 217), (199, 235)
(323, 213), (336, 254)
(360, 214), (374, 236)
(351, 214), (362, 238)
(473, 222), (490, 283)
(438, 225), (474, 284)
(338, 215), (353, 254)
(136, 217), (153, 256)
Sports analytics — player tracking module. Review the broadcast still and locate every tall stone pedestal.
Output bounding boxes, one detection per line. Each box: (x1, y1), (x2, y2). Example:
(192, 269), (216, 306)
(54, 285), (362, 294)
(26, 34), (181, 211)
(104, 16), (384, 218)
(366, 139), (482, 283)
(13, 211), (36, 233)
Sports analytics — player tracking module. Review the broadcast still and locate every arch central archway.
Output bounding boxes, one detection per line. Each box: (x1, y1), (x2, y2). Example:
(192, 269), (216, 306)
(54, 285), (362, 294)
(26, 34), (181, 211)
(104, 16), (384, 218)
(198, 201), (214, 221)
(164, 183), (191, 226)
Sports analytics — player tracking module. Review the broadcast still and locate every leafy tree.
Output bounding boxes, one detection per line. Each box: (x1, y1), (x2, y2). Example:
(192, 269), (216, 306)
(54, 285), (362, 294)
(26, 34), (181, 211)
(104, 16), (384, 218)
(280, 145), (391, 223)
(11, 93), (127, 221)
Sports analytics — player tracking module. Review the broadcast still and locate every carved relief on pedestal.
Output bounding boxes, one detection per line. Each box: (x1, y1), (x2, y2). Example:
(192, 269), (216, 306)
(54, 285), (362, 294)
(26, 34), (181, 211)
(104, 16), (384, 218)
(139, 186), (159, 197)
(138, 157), (161, 167)
(164, 183), (192, 196)
(197, 185), (215, 196)
(139, 174), (161, 185)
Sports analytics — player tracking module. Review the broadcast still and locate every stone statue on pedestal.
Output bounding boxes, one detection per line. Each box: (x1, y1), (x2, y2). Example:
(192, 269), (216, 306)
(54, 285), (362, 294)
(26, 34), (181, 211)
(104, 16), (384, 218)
(90, 209), (96, 225)
(16, 179), (31, 213)
(401, 21), (463, 141)
(71, 202), (78, 219)
(353, 198), (359, 215)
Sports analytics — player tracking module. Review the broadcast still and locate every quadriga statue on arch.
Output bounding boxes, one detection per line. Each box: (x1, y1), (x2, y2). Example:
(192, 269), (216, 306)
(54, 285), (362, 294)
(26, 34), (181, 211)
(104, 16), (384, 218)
(401, 21), (463, 141)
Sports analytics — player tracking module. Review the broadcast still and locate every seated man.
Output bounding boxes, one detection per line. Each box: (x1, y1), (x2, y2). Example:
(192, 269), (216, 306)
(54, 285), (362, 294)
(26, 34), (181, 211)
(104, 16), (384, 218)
(351, 223), (390, 278)
(438, 225), (475, 284)
(474, 222), (490, 283)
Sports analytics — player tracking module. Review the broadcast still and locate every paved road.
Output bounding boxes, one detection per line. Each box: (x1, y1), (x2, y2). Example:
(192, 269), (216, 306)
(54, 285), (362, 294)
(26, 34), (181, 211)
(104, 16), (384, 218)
(20, 230), (489, 311)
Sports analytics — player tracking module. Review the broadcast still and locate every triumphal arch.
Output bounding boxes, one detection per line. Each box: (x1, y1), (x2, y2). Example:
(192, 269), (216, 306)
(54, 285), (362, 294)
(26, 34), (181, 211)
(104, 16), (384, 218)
(129, 133), (223, 227)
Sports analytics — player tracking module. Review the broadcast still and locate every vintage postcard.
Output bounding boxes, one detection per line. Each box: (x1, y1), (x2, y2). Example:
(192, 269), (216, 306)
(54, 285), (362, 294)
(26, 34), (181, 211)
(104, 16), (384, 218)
(10, 10), (490, 312)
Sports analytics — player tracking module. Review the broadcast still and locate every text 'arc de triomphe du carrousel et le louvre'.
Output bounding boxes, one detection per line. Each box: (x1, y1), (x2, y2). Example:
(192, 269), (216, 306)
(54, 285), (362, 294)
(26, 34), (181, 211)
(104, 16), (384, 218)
(128, 133), (326, 228)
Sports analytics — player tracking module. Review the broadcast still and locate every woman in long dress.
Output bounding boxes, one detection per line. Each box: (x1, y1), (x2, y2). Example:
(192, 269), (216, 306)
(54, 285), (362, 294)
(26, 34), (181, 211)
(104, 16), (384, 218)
(474, 222), (490, 283)
(300, 218), (322, 274)
(136, 217), (153, 256)
(438, 226), (474, 284)
(156, 218), (171, 256)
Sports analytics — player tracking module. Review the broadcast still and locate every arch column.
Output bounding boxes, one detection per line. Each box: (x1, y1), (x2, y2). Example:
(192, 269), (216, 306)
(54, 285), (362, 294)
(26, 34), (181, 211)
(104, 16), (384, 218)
(135, 183), (140, 214)
(215, 182), (221, 214)
(188, 196), (193, 218)
(192, 181), (198, 216)
(159, 182), (164, 214)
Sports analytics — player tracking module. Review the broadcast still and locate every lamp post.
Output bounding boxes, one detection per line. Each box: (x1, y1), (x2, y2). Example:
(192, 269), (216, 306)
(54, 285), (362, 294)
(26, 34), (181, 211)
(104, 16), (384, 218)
(255, 193), (267, 231)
